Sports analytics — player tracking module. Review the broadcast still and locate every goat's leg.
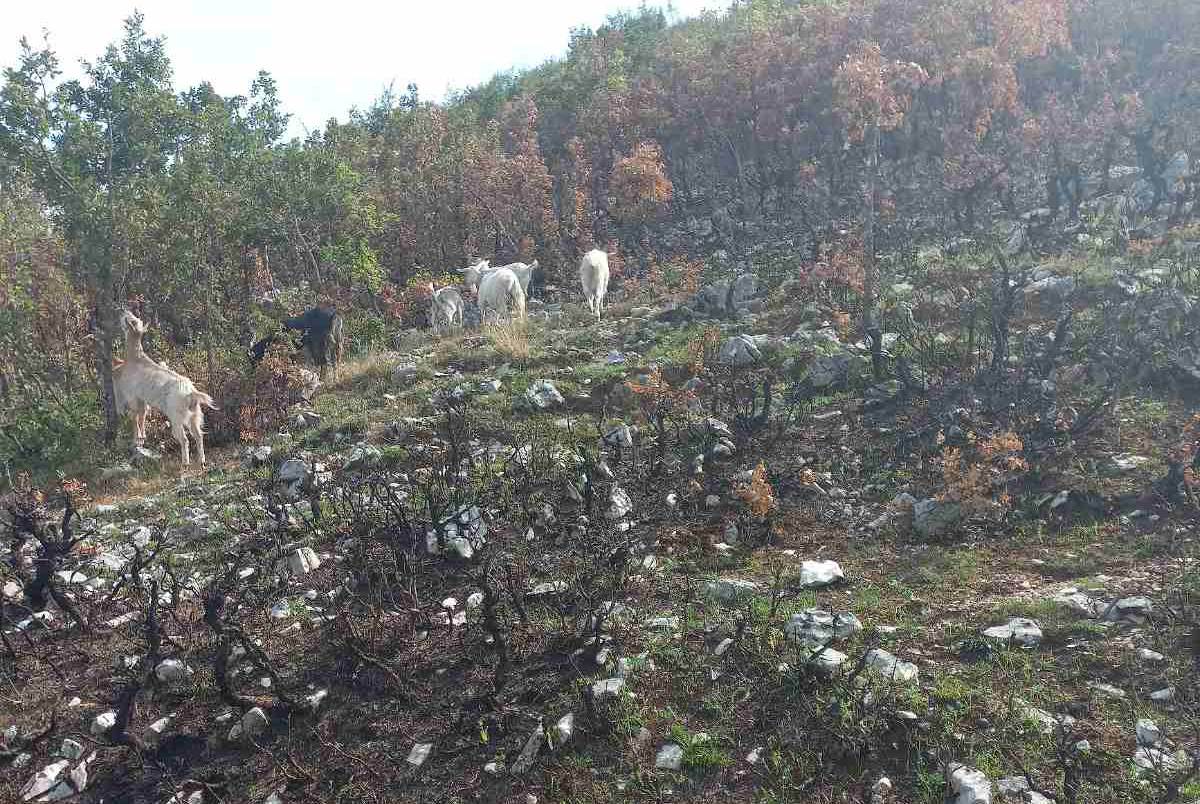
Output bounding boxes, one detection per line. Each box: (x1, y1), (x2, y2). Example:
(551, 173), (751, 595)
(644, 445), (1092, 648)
(187, 412), (206, 467)
(172, 420), (190, 467)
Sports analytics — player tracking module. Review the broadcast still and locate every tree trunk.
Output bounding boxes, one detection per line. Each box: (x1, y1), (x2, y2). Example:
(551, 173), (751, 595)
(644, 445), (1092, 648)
(94, 274), (118, 446)
(862, 121), (883, 379)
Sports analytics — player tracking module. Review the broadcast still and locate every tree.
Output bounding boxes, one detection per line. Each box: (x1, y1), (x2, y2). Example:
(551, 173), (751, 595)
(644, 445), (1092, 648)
(1, 15), (181, 443)
(834, 42), (926, 377)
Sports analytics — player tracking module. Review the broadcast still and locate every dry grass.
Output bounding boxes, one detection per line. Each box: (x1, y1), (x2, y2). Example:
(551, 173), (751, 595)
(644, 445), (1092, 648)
(329, 351), (400, 391)
(486, 318), (533, 361)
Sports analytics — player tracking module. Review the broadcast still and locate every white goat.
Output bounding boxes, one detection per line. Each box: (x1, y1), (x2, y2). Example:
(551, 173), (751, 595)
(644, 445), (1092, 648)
(462, 259), (537, 296)
(112, 311), (218, 467)
(428, 282), (465, 335)
(579, 249), (610, 321)
(461, 260), (527, 323)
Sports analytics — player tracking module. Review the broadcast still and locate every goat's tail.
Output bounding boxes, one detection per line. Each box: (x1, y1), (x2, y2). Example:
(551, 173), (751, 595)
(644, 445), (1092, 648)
(190, 391), (218, 411)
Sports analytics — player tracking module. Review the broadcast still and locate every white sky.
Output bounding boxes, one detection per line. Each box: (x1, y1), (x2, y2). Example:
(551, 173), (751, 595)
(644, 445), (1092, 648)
(5, 0), (720, 139)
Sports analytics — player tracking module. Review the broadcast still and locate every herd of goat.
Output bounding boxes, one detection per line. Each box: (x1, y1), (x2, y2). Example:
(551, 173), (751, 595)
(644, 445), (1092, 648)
(114, 249), (611, 469)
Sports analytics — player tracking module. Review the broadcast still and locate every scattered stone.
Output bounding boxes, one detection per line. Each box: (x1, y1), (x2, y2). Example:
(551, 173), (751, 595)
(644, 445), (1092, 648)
(1136, 718), (1163, 747)
(1133, 746), (1191, 772)
(344, 444), (382, 471)
(1016, 701), (1076, 734)
(606, 486), (633, 520)
(551, 713), (574, 747)
(286, 547), (321, 576)
(245, 445), (273, 467)
(511, 723), (545, 775)
(912, 498), (963, 537)
(144, 717), (172, 747)
(393, 363), (419, 383)
(1088, 682), (1126, 700)
(1150, 687), (1175, 703)
(483, 761), (505, 775)
(865, 649), (919, 683)
(21, 760), (70, 802)
(590, 678), (626, 700)
(602, 423), (635, 448)
(90, 711), (116, 737)
(785, 609), (863, 642)
(406, 742), (433, 768)
(655, 743), (685, 771)
(228, 706), (269, 742)
(983, 618), (1043, 647)
(871, 777), (893, 804)
(525, 379), (565, 410)
(701, 577), (759, 603)
(154, 659), (193, 683)
(527, 580), (567, 598)
(1111, 454), (1150, 472)
(795, 640), (849, 672)
(948, 763), (992, 804)
(1137, 647), (1165, 663)
(718, 334), (762, 367)
(58, 739), (84, 761)
(1051, 587), (1105, 618)
(798, 560), (844, 588)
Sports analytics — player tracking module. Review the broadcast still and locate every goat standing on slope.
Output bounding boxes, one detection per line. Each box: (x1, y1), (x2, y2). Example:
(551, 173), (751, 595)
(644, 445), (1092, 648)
(428, 282), (465, 335)
(579, 249), (609, 321)
(283, 305), (345, 378)
(112, 311), (218, 468)
(461, 260), (526, 323)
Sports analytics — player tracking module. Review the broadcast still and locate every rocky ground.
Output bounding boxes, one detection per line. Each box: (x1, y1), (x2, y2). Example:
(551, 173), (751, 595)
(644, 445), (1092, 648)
(3, 243), (1200, 804)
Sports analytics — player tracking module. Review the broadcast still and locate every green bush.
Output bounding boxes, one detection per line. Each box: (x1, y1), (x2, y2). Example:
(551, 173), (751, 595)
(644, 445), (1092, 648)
(1, 387), (101, 480)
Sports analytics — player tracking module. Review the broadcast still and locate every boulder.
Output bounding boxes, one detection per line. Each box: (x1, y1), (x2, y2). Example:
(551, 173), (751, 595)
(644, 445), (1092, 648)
(344, 444), (382, 471)
(655, 743), (685, 771)
(948, 763), (993, 804)
(798, 560), (844, 588)
(591, 677), (626, 700)
(804, 352), (855, 389)
(785, 609), (863, 642)
(912, 498), (962, 538)
(286, 547), (321, 576)
(525, 379), (564, 410)
(718, 334), (762, 367)
(982, 618), (1043, 647)
(701, 577), (760, 603)
(406, 742), (433, 768)
(606, 486), (633, 520)
(865, 649), (919, 683)
(425, 505), (488, 561)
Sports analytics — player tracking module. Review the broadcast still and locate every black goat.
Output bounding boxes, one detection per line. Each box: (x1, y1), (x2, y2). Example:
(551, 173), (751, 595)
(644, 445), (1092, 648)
(283, 306), (345, 378)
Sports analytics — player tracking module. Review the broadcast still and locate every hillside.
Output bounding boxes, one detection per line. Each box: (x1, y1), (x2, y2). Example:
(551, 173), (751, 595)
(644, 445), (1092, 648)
(3, 1), (1200, 802)
(4, 230), (1200, 803)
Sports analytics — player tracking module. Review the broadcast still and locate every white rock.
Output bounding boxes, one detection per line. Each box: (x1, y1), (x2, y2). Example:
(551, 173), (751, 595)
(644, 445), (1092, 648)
(1088, 682), (1126, 699)
(1136, 718), (1163, 747)
(1150, 686), (1175, 703)
(871, 777), (893, 804)
(2, 579), (21, 599)
(948, 763), (992, 804)
(466, 592), (484, 609)
(655, 743), (685, 771)
(865, 649), (918, 683)
(90, 711), (116, 737)
(21, 759), (69, 802)
(483, 761), (504, 775)
(785, 609), (863, 642)
(798, 560), (844, 588)
(552, 713), (574, 747)
(406, 742), (433, 768)
(155, 659), (193, 683)
(1137, 647), (1165, 663)
(58, 739), (84, 760)
(701, 577), (759, 602)
(591, 678), (626, 700)
(286, 547), (321, 575)
(1133, 746), (1191, 772)
(606, 486), (633, 520)
(983, 618), (1043, 647)
(144, 716), (172, 747)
